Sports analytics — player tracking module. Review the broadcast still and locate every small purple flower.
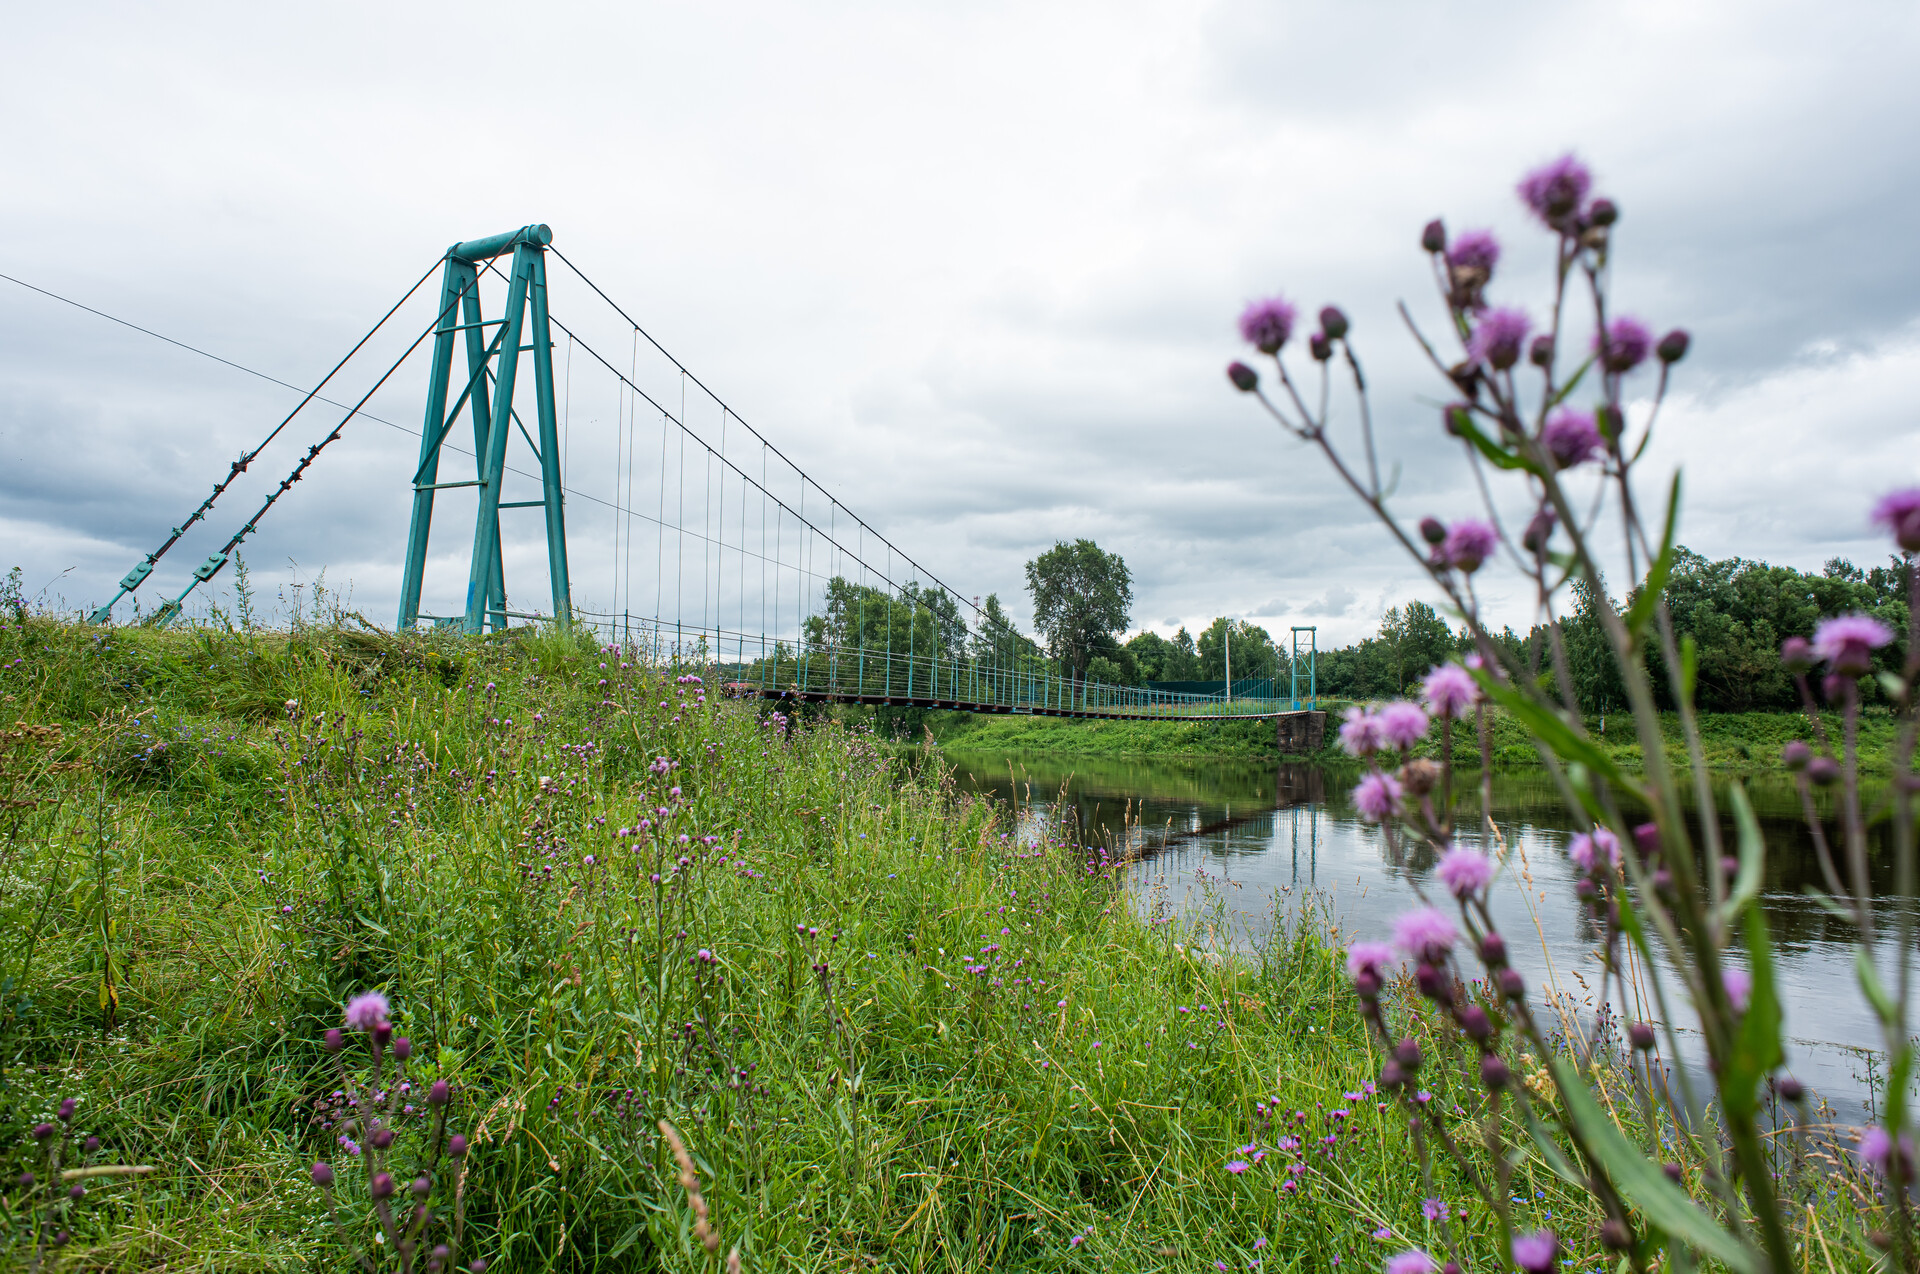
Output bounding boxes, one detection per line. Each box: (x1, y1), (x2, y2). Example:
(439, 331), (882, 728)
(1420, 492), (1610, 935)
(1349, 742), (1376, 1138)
(1517, 154), (1592, 224)
(1436, 846), (1494, 901)
(1392, 907), (1458, 963)
(1812, 614), (1894, 677)
(1872, 488), (1920, 553)
(1339, 707), (1384, 757)
(344, 991), (390, 1032)
(1722, 968), (1752, 1014)
(1420, 1197), (1448, 1221)
(1420, 663), (1475, 720)
(1511, 1230), (1559, 1274)
(1377, 701), (1430, 750)
(1858, 1126), (1916, 1180)
(1541, 408), (1603, 467)
(1442, 519), (1498, 573)
(1446, 231), (1499, 276)
(1239, 297), (1298, 354)
(1346, 941), (1397, 981)
(1225, 1159), (1250, 1174)
(1353, 772), (1403, 823)
(1386, 1251), (1439, 1274)
(1568, 827), (1620, 875)
(1467, 308), (1531, 371)
(1595, 317), (1653, 373)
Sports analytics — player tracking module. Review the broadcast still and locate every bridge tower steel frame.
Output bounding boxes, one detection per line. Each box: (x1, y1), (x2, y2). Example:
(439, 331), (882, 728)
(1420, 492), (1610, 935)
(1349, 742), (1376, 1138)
(1290, 625), (1317, 710)
(398, 224), (571, 634)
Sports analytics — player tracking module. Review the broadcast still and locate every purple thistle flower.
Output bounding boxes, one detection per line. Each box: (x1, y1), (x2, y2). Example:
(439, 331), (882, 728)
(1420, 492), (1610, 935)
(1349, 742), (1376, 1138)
(1393, 907), (1458, 963)
(1467, 308), (1531, 371)
(1858, 1126), (1916, 1180)
(1376, 701), (1430, 751)
(1595, 317), (1653, 373)
(1420, 663), (1476, 720)
(1722, 968), (1752, 1014)
(1386, 1251), (1439, 1274)
(1871, 488), (1920, 553)
(1353, 772), (1403, 823)
(1568, 827), (1620, 875)
(1225, 1159), (1250, 1174)
(344, 991), (390, 1032)
(1517, 154), (1593, 224)
(1420, 1197), (1448, 1221)
(1339, 707), (1385, 757)
(1239, 297), (1298, 354)
(1541, 408), (1603, 467)
(1511, 1230), (1559, 1274)
(1442, 519), (1498, 573)
(1445, 231), (1499, 276)
(1436, 846), (1494, 901)
(1346, 941), (1397, 981)
(1812, 614), (1894, 676)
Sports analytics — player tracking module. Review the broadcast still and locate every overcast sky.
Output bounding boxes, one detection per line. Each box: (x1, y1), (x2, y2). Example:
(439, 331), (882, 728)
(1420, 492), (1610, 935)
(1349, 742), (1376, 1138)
(4, 0), (1918, 649)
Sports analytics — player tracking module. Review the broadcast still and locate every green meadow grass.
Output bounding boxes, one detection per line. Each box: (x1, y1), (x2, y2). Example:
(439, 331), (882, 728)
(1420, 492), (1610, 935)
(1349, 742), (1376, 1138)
(0, 620), (1882, 1271)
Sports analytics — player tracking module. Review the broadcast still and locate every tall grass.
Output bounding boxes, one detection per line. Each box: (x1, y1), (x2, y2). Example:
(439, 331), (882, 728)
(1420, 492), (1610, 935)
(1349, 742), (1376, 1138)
(0, 618), (1880, 1270)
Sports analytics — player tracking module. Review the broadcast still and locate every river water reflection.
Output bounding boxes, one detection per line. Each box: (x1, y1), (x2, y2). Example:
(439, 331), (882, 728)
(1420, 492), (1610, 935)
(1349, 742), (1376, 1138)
(940, 749), (1912, 1121)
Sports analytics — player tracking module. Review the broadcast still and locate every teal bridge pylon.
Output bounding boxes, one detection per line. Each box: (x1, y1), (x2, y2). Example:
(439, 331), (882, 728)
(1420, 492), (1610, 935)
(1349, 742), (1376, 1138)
(79, 222), (1321, 722)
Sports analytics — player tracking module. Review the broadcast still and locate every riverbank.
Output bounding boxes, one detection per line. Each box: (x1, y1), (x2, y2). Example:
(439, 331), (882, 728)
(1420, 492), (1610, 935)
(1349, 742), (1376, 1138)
(919, 701), (1903, 771)
(0, 620), (1873, 1269)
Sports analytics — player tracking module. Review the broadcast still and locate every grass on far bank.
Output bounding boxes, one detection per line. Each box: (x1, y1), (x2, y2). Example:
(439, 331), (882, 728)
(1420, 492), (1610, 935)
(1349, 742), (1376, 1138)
(0, 617), (1887, 1271)
(918, 700), (1904, 773)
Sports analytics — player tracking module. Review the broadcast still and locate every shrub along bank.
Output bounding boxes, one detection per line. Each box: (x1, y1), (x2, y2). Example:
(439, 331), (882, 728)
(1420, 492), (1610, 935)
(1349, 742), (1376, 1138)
(0, 620), (1871, 1271)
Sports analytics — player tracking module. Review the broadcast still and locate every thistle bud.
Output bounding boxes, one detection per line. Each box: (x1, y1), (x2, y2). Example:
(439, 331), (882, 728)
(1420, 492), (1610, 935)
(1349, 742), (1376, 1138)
(1421, 219), (1446, 253)
(1778, 1077), (1806, 1102)
(1632, 823), (1661, 862)
(1781, 740), (1811, 771)
(1309, 333), (1333, 362)
(1600, 1219), (1633, 1250)
(1226, 361), (1259, 393)
(373, 1022), (393, 1050)
(370, 1172), (396, 1200)
(31, 1123), (53, 1142)
(1522, 507), (1556, 557)
(1588, 198), (1619, 227)
(1379, 1060), (1406, 1089)
(1628, 1022), (1656, 1051)
(1419, 516), (1447, 545)
(312, 1162), (335, 1188)
(17, 1172), (33, 1190)
(373, 1128), (395, 1151)
(57, 1098), (77, 1123)
(1392, 1037), (1423, 1073)
(1318, 306), (1349, 340)
(1415, 962), (1451, 1003)
(1656, 328), (1690, 364)
(1480, 1054), (1511, 1090)
(1457, 1004), (1494, 1042)
(1478, 932), (1508, 967)
(412, 1175), (431, 1198)
(68, 1184), (85, 1201)
(448, 1134), (468, 1159)
(1497, 968), (1527, 1002)
(83, 1137), (100, 1154)
(1779, 636), (1814, 673)
(1807, 756), (1841, 787)
(1353, 969), (1382, 1001)
(1528, 335), (1554, 368)
(471, 1261), (489, 1273)
(392, 1036), (412, 1061)
(428, 1079), (451, 1107)
(324, 1028), (343, 1054)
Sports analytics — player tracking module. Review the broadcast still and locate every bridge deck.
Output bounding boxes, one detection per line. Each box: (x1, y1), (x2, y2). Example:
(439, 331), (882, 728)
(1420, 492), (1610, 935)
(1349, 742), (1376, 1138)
(729, 683), (1321, 724)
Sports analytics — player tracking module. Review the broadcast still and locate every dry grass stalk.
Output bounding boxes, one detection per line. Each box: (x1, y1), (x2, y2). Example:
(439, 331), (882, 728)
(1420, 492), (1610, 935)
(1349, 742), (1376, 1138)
(658, 1119), (720, 1253)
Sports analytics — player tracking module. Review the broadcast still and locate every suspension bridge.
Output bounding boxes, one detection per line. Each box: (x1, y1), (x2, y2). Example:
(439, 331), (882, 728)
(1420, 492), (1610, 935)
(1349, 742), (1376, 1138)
(60, 225), (1321, 728)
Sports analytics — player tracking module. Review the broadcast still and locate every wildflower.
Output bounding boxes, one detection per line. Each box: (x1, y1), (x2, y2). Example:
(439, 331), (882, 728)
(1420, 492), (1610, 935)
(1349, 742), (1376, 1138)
(1567, 827), (1620, 874)
(1372, 1227), (1391, 1240)
(1239, 297), (1298, 353)
(1510, 1230), (1559, 1274)
(1436, 846), (1494, 901)
(311, 1162), (335, 1187)
(1420, 663), (1475, 719)
(1721, 968), (1752, 1014)
(1812, 614), (1894, 676)
(1376, 701), (1430, 750)
(1517, 153), (1592, 224)
(1346, 941), (1396, 984)
(1226, 1159), (1250, 1174)
(1446, 231), (1499, 277)
(1386, 1251), (1438, 1274)
(1467, 308), (1531, 371)
(1871, 488), (1920, 552)
(1227, 361), (1259, 392)
(1657, 328), (1690, 363)
(1352, 772), (1402, 823)
(1339, 707), (1384, 756)
(1858, 1126), (1916, 1181)
(1595, 317), (1653, 373)
(1541, 408), (1603, 466)
(344, 991), (390, 1032)
(1069, 1234), (1085, 1247)
(1392, 908), (1457, 963)
(1442, 519), (1497, 573)
(1420, 1197), (1448, 1221)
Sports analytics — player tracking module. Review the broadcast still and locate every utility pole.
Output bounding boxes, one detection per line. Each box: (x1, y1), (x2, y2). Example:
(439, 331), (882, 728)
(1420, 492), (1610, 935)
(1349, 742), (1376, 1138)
(1225, 622), (1232, 705)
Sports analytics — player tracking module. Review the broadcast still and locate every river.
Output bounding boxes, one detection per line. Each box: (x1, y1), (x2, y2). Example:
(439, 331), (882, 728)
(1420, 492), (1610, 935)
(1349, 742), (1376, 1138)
(939, 748), (1913, 1123)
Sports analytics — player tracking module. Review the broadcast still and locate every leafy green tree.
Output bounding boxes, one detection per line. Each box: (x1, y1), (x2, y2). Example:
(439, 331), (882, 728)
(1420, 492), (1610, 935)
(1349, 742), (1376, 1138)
(1024, 539), (1133, 677)
(1196, 618), (1278, 682)
(1561, 574), (1627, 713)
